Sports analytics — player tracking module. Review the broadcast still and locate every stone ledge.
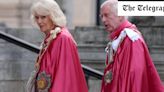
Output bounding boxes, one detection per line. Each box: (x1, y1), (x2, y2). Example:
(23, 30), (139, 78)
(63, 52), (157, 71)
(0, 61), (34, 80)
(73, 26), (108, 45)
(0, 80), (25, 92)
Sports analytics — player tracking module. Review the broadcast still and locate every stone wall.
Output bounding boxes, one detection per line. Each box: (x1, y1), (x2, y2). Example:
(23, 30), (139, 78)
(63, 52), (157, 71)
(0, 0), (97, 29)
(0, 26), (42, 92)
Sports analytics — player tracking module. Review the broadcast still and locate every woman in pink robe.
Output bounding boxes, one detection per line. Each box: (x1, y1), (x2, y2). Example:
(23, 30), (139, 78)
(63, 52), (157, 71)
(29, 0), (88, 92)
(100, 0), (164, 92)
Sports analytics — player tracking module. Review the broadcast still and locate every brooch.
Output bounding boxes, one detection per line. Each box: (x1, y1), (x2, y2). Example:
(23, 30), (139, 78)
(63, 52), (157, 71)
(37, 71), (51, 92)
(104, 70), (113, 85)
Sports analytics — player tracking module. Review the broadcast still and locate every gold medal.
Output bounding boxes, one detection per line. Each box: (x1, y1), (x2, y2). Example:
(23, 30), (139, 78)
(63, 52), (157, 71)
(37, 71), (51, 92)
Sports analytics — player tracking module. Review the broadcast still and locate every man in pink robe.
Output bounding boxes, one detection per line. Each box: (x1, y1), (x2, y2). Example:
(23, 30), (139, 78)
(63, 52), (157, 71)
(100, 0), (164, 92)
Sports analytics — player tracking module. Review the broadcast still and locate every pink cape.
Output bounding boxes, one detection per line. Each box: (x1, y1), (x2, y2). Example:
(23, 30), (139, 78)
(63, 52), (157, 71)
(38, 27), (88, 92)
(101, 20), (164, 92)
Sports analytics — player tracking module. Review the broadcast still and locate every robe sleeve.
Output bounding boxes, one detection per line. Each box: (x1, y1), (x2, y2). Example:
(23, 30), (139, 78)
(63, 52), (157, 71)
(49, 30), (88, 92)
(116, 36), (164, 92)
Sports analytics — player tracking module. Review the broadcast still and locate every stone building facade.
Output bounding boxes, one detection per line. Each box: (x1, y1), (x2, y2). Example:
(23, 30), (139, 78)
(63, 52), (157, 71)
(0, 0), (99, 29)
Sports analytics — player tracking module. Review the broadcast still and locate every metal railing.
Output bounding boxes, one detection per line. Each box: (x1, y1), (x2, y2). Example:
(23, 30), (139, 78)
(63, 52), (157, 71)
(0, 30), (103, 80)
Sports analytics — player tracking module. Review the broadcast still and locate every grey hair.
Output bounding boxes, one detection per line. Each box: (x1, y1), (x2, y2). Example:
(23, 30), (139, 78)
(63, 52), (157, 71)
(101, 0), (118, 16)
(101, 0), (128, 19)
(31, 0), (66, 27)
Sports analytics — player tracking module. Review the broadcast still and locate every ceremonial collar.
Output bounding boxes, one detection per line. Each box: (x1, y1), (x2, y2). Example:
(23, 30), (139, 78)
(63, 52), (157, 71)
(110, 20), (133, 40)
(41, 27), (62, 49)
(45, 27), (62, 43)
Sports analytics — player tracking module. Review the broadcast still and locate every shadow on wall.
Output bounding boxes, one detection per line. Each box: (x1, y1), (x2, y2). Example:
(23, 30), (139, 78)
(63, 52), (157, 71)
(129, 16), (155, 26)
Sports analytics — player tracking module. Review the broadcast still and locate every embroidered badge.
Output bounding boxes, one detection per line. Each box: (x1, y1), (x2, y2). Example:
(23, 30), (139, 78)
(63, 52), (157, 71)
(104, 70), (113, 85)
(37, 71), (51, 92)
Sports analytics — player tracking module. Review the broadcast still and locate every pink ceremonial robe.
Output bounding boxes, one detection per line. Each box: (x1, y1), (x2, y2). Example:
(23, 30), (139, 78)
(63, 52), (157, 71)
(101, 20), (164, 92)
(38, 27), (88, 92)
